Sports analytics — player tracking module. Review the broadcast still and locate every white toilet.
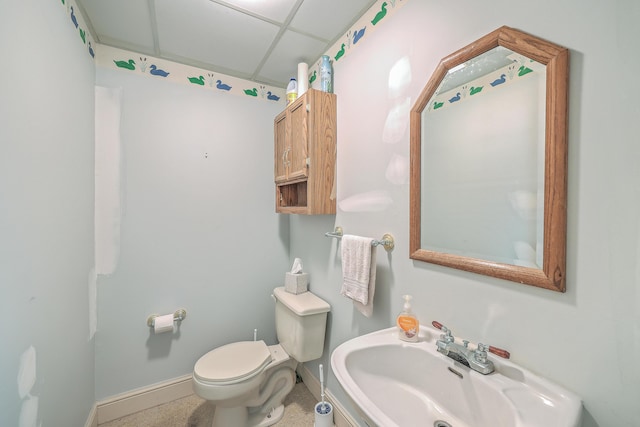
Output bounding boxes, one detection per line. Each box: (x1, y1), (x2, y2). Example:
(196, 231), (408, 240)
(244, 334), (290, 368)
(192, 287), (330, 427)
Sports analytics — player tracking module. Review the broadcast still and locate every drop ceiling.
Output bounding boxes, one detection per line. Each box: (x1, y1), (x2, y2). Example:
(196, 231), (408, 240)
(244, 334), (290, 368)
(76, 0), (377, 87)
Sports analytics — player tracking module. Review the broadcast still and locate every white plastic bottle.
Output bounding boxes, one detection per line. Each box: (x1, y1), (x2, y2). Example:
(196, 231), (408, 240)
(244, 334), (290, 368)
(286, 78), (298, 105)
(396, 295), (419, 342)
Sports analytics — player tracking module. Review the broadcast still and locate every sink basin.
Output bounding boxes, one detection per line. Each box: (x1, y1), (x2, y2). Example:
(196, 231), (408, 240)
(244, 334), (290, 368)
(331, 326), (581, 427)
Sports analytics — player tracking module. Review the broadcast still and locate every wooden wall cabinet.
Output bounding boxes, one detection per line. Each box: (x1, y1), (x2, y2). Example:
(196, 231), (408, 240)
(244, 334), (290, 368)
(274, 89), (336, 214)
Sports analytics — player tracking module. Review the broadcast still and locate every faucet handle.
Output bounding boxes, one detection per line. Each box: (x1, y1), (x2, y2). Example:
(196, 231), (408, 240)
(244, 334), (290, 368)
(432, 321), (451, 333)
(432, 321), (510, 359)
(477, 343), (511, 359)
(431, 321), (454, 343)
(488, 345), (511, 359)
(432, 320), (445, 330)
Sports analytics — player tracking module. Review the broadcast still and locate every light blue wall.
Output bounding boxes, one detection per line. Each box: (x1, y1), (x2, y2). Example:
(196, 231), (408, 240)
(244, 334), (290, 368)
(2, 1), (638, 426)
(0, 1), (96, 426)
(293, 1), (640, 427)
(94, 68), (290, 399)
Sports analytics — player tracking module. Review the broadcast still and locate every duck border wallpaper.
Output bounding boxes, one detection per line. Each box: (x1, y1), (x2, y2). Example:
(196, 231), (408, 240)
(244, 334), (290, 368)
(320, 0), (408, 71)
(97, 44), (288, 103)
(427, 56), (544, 113)
(59, 0), (408, 102)
(59, 0), (97, 61)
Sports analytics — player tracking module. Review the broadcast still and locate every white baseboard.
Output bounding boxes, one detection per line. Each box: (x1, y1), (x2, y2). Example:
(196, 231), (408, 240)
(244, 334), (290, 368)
(89, 368), (356, 426)
(84, 403), (97, 427)
(298, 364), (358, 427)
(95, 374), (194, 424)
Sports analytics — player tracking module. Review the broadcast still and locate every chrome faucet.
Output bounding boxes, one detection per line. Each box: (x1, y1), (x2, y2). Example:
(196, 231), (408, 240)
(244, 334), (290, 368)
(432, 321), (510, 375)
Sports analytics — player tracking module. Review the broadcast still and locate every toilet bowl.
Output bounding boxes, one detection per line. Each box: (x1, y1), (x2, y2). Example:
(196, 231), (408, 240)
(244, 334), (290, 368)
(192, 287), (330, 427)
(193, 341), (296, 426)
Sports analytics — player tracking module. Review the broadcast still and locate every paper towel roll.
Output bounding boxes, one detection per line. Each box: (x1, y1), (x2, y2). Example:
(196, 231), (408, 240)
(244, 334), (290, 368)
(297, 62), (309, 95)
(154, 314), (175, 334)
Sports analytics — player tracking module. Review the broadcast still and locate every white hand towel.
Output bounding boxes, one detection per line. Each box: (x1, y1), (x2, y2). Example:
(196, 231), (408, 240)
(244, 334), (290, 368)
(340, 235), (377, 317)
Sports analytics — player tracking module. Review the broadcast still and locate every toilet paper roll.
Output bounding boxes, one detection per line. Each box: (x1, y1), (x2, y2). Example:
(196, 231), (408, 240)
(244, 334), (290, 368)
(153, 314), (175, 334)
(297, 62), (309, 95)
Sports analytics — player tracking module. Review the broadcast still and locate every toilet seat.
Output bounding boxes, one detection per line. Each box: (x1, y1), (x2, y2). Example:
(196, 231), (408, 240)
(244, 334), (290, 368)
(194, 340), (272, 385)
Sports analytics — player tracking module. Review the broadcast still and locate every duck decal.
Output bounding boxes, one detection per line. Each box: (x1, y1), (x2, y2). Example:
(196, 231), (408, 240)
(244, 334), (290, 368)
(88, 42), (94, 58)
(188, 76), (205, 85)
(448, 92), (461, 103)
(433, 101), (444, 110)
(469, 86), (483, 96)
(334, 43), (346, 61)
(267, 92), (280, 101)
(70, 6), (78, 28)
(114, 59), (136, 70)
(518, 66), (533, 77)
(216, 80), (232, 91)
(244, 88), (258, 97)
(353, 27), (366, 44)
(371, 2), (387, 25)
(490, 74), (506, 87)
(149, 65), (170, 77)
(309, 70), (317, 85)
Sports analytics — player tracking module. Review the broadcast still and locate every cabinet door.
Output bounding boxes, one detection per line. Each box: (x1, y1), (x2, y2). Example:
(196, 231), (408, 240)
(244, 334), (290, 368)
(287, 98), (309, 181)
(274, 110), (288, 183)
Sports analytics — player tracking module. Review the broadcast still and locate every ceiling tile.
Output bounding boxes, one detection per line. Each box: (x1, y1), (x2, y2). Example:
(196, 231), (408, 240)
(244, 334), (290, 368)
(155, 0), (280, 74)
(258, 30), (327, 84)
(221, 0), (300, 22)
(290, 0), (377, 41)
(81, 0), (155, 49)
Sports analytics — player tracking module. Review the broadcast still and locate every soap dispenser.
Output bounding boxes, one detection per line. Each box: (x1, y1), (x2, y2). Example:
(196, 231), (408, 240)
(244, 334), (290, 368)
(396, 295), (419, 342)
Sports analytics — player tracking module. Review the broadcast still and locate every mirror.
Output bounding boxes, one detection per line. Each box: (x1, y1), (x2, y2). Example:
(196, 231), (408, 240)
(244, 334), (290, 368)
(410, 26), (568, 292)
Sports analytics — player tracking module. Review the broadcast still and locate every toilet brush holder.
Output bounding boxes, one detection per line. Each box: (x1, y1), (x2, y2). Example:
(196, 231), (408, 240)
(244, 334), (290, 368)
(314, 401), (334, 427)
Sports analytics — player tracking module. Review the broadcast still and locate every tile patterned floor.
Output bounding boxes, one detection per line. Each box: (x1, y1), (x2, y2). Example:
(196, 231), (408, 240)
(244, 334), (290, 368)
(99, 381), (318, 427)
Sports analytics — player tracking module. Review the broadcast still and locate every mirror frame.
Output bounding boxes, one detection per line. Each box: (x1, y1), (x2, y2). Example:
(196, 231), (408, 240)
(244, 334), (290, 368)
(410, 26), (569, 292)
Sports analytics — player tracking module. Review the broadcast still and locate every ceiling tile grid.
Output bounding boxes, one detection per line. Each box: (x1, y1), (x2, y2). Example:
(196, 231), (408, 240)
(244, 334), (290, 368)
(155, 0), (281, 76)
(259, 30), (328, 83)
(77, 0), (382, 87)
(222, 0), (300, 23)
(62, 0), (411, 105)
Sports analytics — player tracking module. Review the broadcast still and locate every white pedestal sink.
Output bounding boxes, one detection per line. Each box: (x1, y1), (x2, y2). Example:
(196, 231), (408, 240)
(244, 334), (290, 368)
(331, 325), (581, 427)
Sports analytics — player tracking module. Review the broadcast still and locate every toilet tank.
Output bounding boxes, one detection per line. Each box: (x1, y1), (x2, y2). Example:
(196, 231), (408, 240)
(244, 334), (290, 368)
(273, 287), (330, 362)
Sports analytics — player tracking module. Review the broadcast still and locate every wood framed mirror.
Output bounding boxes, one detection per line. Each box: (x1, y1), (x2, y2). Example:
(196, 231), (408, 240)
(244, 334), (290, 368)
(410, 26), (569, 292)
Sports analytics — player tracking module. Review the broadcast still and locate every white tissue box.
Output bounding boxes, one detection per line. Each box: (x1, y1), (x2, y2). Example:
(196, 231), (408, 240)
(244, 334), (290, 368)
(285, 272), (309, 294)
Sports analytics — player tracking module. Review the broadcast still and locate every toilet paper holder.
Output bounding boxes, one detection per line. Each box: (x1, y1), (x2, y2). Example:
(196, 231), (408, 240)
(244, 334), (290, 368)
(147, 309), (187, 328)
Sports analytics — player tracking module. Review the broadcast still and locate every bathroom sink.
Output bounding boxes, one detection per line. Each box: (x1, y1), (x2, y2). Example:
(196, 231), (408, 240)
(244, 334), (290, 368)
(331, 326), (581, 427)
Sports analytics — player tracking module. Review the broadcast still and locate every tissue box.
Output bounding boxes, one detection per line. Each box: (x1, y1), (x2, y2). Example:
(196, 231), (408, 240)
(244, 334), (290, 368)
(285, 272), (309, 294)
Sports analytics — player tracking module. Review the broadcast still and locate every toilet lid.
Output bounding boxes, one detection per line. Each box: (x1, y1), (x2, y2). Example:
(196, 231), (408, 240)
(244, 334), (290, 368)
(194, 340), (272, 384)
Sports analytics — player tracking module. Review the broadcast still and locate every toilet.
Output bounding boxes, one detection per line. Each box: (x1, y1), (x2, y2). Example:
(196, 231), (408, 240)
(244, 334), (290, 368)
(192, 287), (331, 427)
